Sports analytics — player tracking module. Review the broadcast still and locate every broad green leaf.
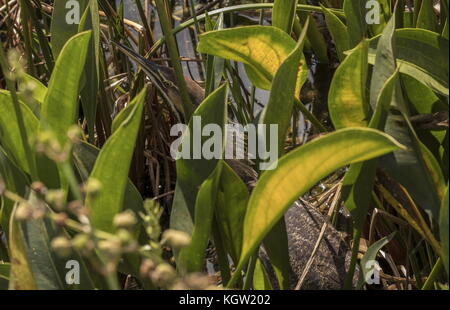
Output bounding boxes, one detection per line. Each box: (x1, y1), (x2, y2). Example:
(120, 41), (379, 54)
(215, 163), (249, 263)
(257, 19), (309, 290)
(440, 187), (449, 277)
(272, 0), (299, 34)
(111, 96), (139, 134)
(231, 128), (404, 286)
(0, 91), (39, 175)
(253, 258), (273, 290)
(170, 84), (228, 236)
(367, 29), (449, 96)
(402, 75), (447, 171)
(18, 73), (47, 116)
(417, 0), (438, 32)
(260, 19), (309, 160)
(343, 0), (367, 47)
(370, 24), (446, 220)
(368, 12), (398, 129)
(8, 193), (94, 289)
(204, 13), (225, 97)
(79, 0), (101, 142)
(174, 85), (228, 272)
(336, 63), (398, 289)
(368, 15), (396, 110)
(369, 70), (400, 130)
(37, 31), (91, 190)
(178, 162), (223, 273)
(297, 0), (329, 63)
(382, 108), (445, 220)
(358, 232), (396, 289)
(341, 71), (399, 288)
(329, 40), (369, 129)
(404, 10), (414, 28)
(321, 4), (350, 61)
(20, 74), (47, 104)
(40, 31), (92, 147)
(51, 0), (89, 59)
(344, 71), (399, 228)
(86, 89), (146, 233)
(198, 26), (307, 90)
(402, 75), (443, 115)
(72, 142), (144, 217)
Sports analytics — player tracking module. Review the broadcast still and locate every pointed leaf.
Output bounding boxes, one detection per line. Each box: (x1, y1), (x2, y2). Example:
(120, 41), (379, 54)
(215, 163), (249, 263)
(272, 0), (299, 34)
(358, 232), (396, 289)
(0, 91), (39, 175)
(86, 89), (146, 233)
(233, 128), (404, 284)
(170, 85), (228, 236)
(198, 26), (307, 90)
(40, 31), (92, 147)
(367, 29), (449, 96)
(178, 163), (223, 273)
(321, 4), (350, 61)
(329, 40), (369, 129)
(9, 194), (94, 289)
(343, 0), (367, 47)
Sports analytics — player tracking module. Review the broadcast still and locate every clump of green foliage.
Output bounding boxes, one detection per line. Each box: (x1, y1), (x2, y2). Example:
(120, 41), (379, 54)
(0, 0), (448, 290)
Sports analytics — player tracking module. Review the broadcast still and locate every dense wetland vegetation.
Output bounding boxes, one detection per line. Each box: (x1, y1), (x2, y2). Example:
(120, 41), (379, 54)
(0, 0), (448, 290)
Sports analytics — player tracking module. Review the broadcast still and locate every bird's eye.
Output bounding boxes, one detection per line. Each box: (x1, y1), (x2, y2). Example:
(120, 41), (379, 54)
(163, 80), (175, 88)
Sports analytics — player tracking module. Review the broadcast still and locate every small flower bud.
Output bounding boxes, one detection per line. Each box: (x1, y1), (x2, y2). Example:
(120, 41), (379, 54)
(45, 189), (66, 209)
(113, 210), (137, 229)
(31, 181), (47, 195)
(182, 273), (216, 290)
(98, 239), (122, 257)
(67, 200), (88, 217)
(72, 233), (91, 251)
(116, 229), (133, 243)
(161, 229), (191, 249)
(30, 199), (46, 220)
(67, 125), (82, 144)
(150, 263), (176, 287)
(51, 236), (72, 257)
(140, 259), (156, 278)
(53, 212), (68, 227)
(83, 178), (102, 196)
(15, 202), (32, 221)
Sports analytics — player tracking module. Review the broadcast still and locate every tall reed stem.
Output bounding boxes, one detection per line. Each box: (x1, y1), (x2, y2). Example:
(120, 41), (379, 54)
(155, 0), (194, 119)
